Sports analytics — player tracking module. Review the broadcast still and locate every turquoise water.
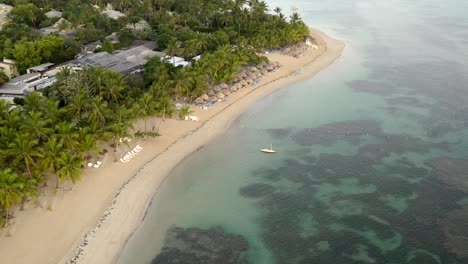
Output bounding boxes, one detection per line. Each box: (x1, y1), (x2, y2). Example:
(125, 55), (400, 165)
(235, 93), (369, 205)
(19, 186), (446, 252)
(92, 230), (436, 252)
(118, 1), (468, 263)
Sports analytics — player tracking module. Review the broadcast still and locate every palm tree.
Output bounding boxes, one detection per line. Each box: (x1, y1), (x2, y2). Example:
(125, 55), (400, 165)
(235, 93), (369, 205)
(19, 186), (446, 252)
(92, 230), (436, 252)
(0, 127), (16, 151)
(67, 90), (88, 121)
(18, 175), (38, 211)
(40, 136), (63, 179)
(172, 68), (192, 100)
(151, 73), (174, 98)
(54, 122), (80, 151)
(43, 99), (65, 124)
(87, 97), (112, 126)
(2, 108), (21, 130)
(107, 107), (134, 156)
(107, 122), (132, 161)
(0, 169), (24, 227)
(7, 133), (42, 178)
(88, 67), (105, 96)
(165, 38), (181, 66)
(78, 131), (101, 158)
(157, 95), (175, 121)
(290, 12), (301, 24)
(56, 152), (83, 189)
(188, 72), (209, 100)
(178, 105), (194, 120)
(23, 92), (46, 113)
(137, 93), (157, 133)
(99, 69), (127, 103)
(0, 100), (10, 118)
(21, 112), (53, 141)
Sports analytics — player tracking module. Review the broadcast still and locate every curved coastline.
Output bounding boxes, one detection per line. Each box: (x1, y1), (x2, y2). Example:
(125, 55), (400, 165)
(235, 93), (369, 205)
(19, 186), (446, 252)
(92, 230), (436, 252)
(0, 28), (344, 264)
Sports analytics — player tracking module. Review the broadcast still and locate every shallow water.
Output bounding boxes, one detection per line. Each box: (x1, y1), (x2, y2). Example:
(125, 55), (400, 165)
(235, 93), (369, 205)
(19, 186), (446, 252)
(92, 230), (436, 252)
(118, 0), (468, 263)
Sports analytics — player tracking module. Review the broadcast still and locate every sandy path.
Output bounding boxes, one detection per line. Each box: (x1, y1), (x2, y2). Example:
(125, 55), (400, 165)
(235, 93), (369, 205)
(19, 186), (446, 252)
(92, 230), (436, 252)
(0, 28), (344, 264)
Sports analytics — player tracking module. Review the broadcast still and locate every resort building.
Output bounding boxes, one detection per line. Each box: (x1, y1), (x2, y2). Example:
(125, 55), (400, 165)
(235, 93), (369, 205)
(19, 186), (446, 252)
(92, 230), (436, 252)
(0, 73), (56, 96)
(0, 58), (19, 79)
(27, 63), (55, 74)
(68, 45), (161, 74)
(163, 56), (191, 67)
(0, 44), (170, 96)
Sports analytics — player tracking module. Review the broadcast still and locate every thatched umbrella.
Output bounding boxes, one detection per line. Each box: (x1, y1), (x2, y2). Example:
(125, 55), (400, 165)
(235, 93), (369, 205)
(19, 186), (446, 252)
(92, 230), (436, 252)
(261, 69), (268, 75)
(224, 90), (231, 96)
(213, 86), (222, 92)
(239, 72), (247, 79)
(246, 78), (253, 84)
(216, 92), (225, 99)
(201, 94), (209, 100)
(274, 62), (281, 68)
(230, 86), (238, 92)
(208, 90), (215, 96)
(267, 64), (274, 71)
(210, 96), (218, 102)
(249, 66), (257, 72)
(220, 83), (228, 89)
(194, 97), (203, 104)
(240, 80), (248, 87)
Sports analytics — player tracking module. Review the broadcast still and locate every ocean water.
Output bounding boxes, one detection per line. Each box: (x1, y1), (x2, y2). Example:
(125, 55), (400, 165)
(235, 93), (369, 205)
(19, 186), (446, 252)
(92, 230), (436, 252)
(117, 0), (468, 263)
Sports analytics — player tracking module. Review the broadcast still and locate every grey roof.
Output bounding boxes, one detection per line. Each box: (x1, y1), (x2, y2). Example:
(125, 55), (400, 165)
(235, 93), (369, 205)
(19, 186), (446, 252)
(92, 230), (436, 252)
(28, 63), (55, 72)
(102, 10), (126, 19)
(114, 46), (159, 66)
(0, 82), (27, 95)
(132, 40), (156, 50)
(45, 10), (62, 18)
(38, 27), (58, 36)
(10, 73), (41, 83)
(75, 52), (139, 74)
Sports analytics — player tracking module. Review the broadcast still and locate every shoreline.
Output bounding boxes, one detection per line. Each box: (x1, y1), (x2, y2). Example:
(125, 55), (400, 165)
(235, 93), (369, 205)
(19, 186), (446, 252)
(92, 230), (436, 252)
(0, 28), (344, 264)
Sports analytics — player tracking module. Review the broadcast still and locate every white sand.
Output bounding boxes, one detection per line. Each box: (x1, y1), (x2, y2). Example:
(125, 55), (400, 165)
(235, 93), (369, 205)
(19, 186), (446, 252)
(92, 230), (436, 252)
(0, 29), (344, 264)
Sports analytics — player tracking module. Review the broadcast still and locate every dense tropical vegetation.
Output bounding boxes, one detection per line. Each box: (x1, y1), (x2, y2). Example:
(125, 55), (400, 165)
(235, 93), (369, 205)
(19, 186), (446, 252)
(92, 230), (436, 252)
(0, 0), (309, 227)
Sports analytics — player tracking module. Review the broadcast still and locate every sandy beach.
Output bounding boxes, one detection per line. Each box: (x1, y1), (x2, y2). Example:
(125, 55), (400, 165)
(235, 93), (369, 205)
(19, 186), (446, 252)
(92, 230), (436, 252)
(0, 28), (344, 264)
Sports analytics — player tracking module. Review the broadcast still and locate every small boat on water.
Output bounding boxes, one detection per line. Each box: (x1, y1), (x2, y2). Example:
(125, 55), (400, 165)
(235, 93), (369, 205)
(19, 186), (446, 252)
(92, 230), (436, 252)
(260, 144), (276, 153)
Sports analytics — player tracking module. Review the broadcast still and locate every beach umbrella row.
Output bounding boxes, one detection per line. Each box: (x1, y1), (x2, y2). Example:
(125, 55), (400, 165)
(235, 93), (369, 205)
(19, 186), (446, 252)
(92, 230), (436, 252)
(193, 61), (282, 104)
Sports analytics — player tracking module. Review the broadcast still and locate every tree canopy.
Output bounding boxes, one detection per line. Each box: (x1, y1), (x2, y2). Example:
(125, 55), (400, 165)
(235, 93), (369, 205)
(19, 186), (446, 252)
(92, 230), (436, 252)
(0, 0), (310, 228)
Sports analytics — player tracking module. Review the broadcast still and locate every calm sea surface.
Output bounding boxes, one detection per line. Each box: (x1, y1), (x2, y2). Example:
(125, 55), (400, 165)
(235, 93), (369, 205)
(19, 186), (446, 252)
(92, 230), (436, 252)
(118, 0), (468, 263)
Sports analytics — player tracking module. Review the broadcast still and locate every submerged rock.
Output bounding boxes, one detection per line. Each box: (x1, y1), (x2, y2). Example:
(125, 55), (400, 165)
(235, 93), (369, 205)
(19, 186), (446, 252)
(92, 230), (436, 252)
(239, 183), (275, 198)
(291, 120), (382, 146)
(152, 226), (250, 264)
(347, 80), (397, 96)
(440, 207), (468, 258)
(426, 157), (468, 193)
